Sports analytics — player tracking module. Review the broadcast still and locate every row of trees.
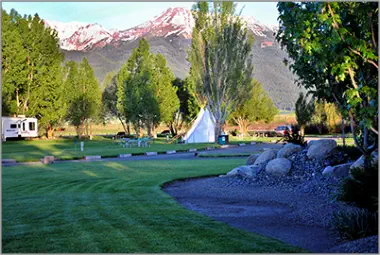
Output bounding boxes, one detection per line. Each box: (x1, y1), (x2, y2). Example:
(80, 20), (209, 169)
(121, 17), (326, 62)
(277, 2), (378, 162)
(2, 5), (279, 139)
(2, 9), (102, 137)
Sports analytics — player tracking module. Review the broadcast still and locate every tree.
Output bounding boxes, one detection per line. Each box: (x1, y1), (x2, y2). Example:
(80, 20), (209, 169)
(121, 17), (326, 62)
(295, 92), (314, 136)
(150, 54), (180, 135)
(311, 100), (328, 135)
(230, 79), (278, 136)
(276, 2), (378, 162)
(117, 39), (159, 137)
(2, 9), (65, 138)
(65, 58), (101, 137)
(117, 39), (180, 137)
(189, 1), (254, 141)
(169, 77), (200, 136)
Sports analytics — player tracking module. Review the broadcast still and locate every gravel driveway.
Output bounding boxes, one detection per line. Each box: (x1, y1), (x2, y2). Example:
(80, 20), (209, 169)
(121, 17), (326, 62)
(164, 176), (343, 253)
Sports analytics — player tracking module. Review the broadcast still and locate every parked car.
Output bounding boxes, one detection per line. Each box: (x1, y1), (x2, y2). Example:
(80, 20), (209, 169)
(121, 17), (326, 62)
(157, 130), (172, 138)
(112, 131), (127, 140)
(274, 125), (292, 136)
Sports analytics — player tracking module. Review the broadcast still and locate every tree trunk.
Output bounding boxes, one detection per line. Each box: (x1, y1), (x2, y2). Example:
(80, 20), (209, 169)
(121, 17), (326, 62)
(46, 124), (54, 139)
(214, 121), (222, 142)
(341, 119), (346, 147)
(117, 115), (128, 134)
(127, 123), (131, 136)
(300, 125), (305, 136)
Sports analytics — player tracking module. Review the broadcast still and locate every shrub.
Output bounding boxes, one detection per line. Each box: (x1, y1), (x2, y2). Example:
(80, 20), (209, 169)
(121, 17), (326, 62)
(335, 145), (362, 161)
(278, 132), (307, 146)
(330, 208), (378, 241)
(337, 164), (378, 211)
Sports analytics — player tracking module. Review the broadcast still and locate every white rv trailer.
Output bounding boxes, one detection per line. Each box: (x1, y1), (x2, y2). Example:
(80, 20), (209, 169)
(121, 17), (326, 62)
(1, 116), (38, 141)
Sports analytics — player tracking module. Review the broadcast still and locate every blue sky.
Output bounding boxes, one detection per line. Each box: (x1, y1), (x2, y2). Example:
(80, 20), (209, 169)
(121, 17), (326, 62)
(2, 2), (280, 30)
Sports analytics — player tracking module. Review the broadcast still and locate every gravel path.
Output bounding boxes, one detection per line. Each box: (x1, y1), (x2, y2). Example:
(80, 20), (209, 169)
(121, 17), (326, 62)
(164, 176), (350, 253)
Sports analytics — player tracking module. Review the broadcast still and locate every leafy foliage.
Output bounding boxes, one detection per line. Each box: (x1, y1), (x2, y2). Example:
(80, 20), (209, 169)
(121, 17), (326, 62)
(330, 208), (378, 241)
(64, 58), (102, 137)
(337, 164), (378, 212)
(230, 79), (278, 135)
(2, 9), (65, 137)
(189, 1), (254, 140)
(276, 2), (378, 156)
(278, 132), (306, 146)
(116, 39), (179, 136)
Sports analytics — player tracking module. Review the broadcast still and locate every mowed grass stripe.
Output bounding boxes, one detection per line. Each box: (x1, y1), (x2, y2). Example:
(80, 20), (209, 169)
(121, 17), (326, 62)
(2, 159), (305, 253)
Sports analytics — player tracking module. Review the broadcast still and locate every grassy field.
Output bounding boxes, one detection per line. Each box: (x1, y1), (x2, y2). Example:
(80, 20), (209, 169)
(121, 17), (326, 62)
(2, 137), (218, 162)
(2, 159), (304, 253)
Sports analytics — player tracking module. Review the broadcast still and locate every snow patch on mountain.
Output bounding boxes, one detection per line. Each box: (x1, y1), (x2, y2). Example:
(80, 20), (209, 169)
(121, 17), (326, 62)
(46, 7), (278, 51)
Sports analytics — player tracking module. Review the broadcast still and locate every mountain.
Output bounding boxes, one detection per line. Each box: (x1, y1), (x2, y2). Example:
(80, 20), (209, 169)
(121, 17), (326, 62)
(46, 7), (300, 110)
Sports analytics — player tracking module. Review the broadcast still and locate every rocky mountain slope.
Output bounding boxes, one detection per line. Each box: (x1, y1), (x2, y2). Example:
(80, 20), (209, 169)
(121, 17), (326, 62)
(46, 7), (300, 110)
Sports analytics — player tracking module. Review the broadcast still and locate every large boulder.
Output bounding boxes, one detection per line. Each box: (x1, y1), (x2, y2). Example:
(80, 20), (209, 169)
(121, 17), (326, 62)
(246, 154), (259, 165)
(253, 149), (277, 171)
(307, 139), (337, 160)
(350, 150), (378, 171)
(265, 158), (292, 176)
(277, 143), (303, 158)
(227, 165), (257, 177)
(322, 163), (352, 177)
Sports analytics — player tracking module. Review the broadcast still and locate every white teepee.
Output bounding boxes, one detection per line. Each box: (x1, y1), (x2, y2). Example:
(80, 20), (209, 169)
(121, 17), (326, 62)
(183, 108), (216, 143)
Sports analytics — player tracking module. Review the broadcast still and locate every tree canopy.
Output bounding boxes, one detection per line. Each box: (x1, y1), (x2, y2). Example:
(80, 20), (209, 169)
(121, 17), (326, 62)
(2, 9), (65, 137)
(230, 79), (278, 135)
(276, 2), (378, 155)
(189, 1), (254, 140)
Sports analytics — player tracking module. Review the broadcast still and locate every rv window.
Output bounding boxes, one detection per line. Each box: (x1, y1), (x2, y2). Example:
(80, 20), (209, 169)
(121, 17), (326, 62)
(29, 122), (36, 131)
(18, 124), (20, 128)
(10, 124), (17, 129)
(23, 122), (25, 130)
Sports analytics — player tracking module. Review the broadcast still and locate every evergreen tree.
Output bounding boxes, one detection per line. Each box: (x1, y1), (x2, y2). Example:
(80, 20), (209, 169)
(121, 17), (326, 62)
(189, 1), (254, 141)
(230, 80), (278, 136)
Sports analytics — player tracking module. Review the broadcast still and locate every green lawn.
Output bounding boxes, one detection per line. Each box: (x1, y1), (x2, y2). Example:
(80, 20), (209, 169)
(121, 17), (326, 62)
(2, 137), (218, 162)
(2, 159), (304, 253)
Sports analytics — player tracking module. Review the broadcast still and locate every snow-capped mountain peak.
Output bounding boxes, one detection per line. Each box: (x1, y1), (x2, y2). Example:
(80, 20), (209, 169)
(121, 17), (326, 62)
(45, 7), (277, 51)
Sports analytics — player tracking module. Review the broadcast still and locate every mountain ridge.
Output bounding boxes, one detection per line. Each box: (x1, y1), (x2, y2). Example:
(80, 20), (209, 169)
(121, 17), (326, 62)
(45, 7), (299, 110)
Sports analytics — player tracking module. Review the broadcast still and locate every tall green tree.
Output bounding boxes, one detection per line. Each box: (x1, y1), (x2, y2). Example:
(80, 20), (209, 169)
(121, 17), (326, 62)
(117, 39), (180, 137)
(189, 1), (254, 141)
(230, 80), (279, 136)
(169, 77), (200, 135)
(117, 39), (158, 137)
(276, 2), (378, 160)
(2, 9), (65, 138)
(295, 92), (314, 136)
(151, 54), (180, 135)
(65, 58), (101, 137)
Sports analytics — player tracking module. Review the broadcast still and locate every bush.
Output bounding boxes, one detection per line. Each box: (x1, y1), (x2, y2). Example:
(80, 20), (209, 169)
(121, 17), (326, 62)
(335, 145), (362, 161)
(330, 208), (378, 241)
(278, 132), (306, 146)
(337, 164), (378, 211)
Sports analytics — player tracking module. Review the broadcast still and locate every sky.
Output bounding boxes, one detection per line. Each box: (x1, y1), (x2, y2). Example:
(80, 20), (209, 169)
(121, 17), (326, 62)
(2, 1), (280, 30)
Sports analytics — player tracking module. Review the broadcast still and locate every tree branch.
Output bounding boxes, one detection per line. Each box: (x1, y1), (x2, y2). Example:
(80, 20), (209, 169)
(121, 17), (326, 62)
(327, 3), (378, 69)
